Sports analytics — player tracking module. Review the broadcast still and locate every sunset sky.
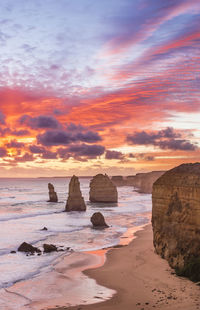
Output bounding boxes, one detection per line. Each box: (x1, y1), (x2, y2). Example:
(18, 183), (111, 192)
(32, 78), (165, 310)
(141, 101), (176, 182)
(0, 0), (200, 177)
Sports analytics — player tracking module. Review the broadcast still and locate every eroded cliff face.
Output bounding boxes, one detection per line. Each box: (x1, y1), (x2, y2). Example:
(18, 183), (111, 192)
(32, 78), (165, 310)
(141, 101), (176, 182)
(111, 171), (164, 193)
(89, 174), (118, 203)
(152, 163), (200, 269)
(111, 176), (125, 187)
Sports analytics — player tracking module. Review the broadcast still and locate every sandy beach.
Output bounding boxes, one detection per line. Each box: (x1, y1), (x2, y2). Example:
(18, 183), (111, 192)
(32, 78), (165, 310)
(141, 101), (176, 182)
(48, 224), (200, 310)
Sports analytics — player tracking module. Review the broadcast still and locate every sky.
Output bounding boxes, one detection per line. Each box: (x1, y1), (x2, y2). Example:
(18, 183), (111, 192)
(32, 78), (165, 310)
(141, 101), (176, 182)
(0, 0), (200, 177)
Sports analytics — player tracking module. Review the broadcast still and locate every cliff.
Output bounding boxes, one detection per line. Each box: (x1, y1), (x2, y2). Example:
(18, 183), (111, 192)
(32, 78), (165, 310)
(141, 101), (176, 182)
(112, 171), (165, 193)
(89, 174), (118, 203)
(152, 163), (200, 272)
(111, 176), (125, 186)
(134, 171), (165, 193)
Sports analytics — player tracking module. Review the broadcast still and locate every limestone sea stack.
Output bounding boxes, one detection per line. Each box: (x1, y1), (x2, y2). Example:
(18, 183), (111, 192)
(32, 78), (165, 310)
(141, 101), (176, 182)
(65, 175), (86, 211)
(48, 183), (58, 202)
(89, 174), (118, 203)
(90, 212), (109, 229)
(152, 163), (200, 271)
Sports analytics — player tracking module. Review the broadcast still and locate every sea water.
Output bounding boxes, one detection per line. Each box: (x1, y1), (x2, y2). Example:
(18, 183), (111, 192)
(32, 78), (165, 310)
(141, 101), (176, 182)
(0, 177), (152, 307)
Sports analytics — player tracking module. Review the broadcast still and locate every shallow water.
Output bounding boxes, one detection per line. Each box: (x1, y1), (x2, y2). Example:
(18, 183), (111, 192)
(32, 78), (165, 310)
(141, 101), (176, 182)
(0, 177), (152, 308)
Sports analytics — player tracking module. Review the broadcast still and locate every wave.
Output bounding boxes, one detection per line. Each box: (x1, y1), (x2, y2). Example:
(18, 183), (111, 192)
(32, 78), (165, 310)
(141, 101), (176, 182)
(0, 250), (71, 290)
(0, 209), (64, 222)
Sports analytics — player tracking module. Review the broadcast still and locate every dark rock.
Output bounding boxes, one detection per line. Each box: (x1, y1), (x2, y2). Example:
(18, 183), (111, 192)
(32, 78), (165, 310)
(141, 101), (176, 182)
(43, 243), (58, 253)
(90, 212), (109, 229)
(41, 227), (48, 231)
(48, 183), (58, 202)
(18, 242), (41, 253)
(10, 250), (16, 254)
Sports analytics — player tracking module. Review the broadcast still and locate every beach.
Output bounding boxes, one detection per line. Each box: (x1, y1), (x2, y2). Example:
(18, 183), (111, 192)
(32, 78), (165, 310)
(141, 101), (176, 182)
(0, 178), (152, 310)
(48, 224), (200, 310)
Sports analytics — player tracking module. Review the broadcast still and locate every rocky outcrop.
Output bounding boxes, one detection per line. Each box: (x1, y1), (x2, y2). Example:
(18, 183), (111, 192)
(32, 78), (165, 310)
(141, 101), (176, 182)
(111, 171), (165, 193)
(89, 174), (118, 203)
(90, 212), (109, 229)
(18, 242), (41, 254)
(152, 163), (200, 270)
(111, 176), (125, 187)
(43, 244), (57, 253)
(127, 171), (165, 193)
(65, 175), (86, 211)
(48, 183), (58, 202)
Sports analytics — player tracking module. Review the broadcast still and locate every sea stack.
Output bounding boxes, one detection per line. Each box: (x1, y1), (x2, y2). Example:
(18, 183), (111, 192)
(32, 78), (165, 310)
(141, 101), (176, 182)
(48, 183), (58, 202)
(65, 175), (86, 211)
(89, 174), (118, 203)
(90, 212), (109, 229)
(152, 163), (200, 271)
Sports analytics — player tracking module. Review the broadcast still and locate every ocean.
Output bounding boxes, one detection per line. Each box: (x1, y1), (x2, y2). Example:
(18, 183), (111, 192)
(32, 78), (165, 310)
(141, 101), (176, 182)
(0, 177), (152, 309)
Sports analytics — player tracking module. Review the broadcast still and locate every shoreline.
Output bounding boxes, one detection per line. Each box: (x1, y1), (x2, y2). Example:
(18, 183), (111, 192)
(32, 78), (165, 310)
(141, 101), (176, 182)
(48, 224), (200, 310)
(0, 213), (150, 310)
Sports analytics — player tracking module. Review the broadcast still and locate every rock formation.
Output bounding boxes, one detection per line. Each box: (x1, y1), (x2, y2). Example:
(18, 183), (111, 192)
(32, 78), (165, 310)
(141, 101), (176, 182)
(129, 171), (165, 193)
(90, 212), (109, 229)
(152, 163), (200, 271)
(18, 242), (41, 254)
(65, 175), (86, 211)
(43, 244), (58, 253)
(48, 183), (58, 202)
(89, 174), (118, 203)
(111, 171), (165, 193)
(111, 176), (125, 187)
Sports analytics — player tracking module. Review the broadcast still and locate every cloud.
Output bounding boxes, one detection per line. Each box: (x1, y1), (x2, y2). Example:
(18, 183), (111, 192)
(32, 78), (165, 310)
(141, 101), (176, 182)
(67, 143), (105, 158)
(11, 129), (30, 136)
(57, 148), (70, 159)
(29, 145), (46, 154)
(75, 131), (101, 143)
(145, 155), (155, 161)
(127, 127), (197, 151)
(103, 0), (199, 55)
(14, 153), (34, 162)
(37, 127), (101, 146)
(157, 139), (197, 151)
(0, 127), (10, 137)
(127, 127), (180, 145)
(0, 147), (7, 157)
(105, 150), (124, 160)
(29, 144), (57, 159)
(41, 150), (57, 159)
(58, 143), (105, 159)
(0, 111), (5, 124)
(6, 140), (25, 148)
(19, 115), (60, 129)
(37, 130), (73, 146)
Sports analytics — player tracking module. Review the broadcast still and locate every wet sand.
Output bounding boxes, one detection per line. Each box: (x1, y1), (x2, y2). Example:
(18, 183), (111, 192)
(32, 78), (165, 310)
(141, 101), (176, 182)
(48, 224), (200, 310)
